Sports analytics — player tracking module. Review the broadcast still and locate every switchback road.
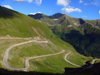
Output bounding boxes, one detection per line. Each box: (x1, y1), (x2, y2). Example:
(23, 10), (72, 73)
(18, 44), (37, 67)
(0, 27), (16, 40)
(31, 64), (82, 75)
(64, 51), (100, 68)
(3, 40), (65, 71)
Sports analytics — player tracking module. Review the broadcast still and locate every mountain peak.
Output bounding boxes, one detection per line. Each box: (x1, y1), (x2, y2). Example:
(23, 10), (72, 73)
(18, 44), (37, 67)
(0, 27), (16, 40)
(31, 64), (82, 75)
(78, 18), (85, 25)
(28, 12), (42, 15)
(28, 12), (48, 20)
(0, 6), (14, 18)
(53, 13), (64, 15)
(51, 13), (65, 19)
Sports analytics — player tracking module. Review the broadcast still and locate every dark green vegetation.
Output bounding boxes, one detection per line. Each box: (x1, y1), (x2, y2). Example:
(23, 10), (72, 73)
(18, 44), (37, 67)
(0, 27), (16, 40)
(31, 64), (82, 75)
(1, 62), (100, 75)
(86, 19), (100, 28)
(0, 6), (91, 74)
(28, 13), (100, 58)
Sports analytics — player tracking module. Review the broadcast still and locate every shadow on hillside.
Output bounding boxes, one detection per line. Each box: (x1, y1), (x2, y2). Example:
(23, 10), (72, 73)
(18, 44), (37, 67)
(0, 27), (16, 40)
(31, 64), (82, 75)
(60, 30), (100, 58)
(0, 62), (100, 75)
(0, 6), (22, 18)
(0, 6), (14, 18)
(64, 62), (100, 75)
(0, 68), (63, 75)
(28, 13), (44, 20)
(49, 13), (65, 19)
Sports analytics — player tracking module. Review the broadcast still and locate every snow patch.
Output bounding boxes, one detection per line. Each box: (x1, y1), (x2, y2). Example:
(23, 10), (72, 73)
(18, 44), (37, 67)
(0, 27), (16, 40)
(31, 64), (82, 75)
(29, 12), (41, 15)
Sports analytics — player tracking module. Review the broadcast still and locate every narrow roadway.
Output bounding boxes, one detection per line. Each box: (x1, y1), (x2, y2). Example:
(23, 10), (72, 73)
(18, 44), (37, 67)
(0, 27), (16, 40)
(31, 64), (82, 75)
(64, 51), (81, 67)
(3, 40), (65, 71)
(64, 51), (100, 68)
(3, 40), (48, 70)
(86, 59), (100, 68)
(3, 39), (100, 71)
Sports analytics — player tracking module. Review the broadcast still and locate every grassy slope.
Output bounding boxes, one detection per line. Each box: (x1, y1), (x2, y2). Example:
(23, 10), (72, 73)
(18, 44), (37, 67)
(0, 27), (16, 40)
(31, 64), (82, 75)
(8, 41), (90, 73)
(86, 20), (100, 28)
(0, 7), (91, 73)
(31, 13), (100, 58)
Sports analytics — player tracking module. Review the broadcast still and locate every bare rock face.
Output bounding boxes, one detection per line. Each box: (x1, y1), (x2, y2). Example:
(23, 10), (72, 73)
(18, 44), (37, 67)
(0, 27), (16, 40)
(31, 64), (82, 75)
(78, 18), (85, 25)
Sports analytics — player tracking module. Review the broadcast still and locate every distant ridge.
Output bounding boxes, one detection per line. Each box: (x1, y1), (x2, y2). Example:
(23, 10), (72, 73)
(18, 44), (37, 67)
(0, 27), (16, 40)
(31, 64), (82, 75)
(0, 6), (89, 74)
(49, 13), (65, 19)
(29, 12), (100, 58)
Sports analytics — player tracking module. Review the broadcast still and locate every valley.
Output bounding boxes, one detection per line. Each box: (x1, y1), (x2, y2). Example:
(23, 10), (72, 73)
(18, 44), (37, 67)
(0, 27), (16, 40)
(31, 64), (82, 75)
(1, 37), (90, 74)
(0, 6), (100, 75)
(28, 13), (100, 58)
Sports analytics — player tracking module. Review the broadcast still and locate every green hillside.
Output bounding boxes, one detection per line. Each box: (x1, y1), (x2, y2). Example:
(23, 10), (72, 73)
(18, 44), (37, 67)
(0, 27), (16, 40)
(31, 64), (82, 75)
(86, 19), (100, 28)
(0, 6), (92, 74)
(28, 13), (100, 58)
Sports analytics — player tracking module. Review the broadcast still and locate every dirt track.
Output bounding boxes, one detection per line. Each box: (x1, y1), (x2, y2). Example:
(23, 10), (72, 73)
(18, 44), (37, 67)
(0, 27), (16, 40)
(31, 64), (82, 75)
(3, 40), (65, 71)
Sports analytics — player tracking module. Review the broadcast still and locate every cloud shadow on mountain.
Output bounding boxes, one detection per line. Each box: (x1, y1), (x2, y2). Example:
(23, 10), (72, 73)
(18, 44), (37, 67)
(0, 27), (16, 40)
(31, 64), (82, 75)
(64, 62), (100, 75)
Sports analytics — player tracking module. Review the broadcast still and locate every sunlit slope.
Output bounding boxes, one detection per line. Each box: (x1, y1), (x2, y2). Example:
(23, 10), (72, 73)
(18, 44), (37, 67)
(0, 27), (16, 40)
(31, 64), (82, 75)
(29, 13), (100, 58)
(0, 7), (65, 45)
(0, 6), (72, 52)
(0, 6), (91, 74)
(0, 6), (51, 38)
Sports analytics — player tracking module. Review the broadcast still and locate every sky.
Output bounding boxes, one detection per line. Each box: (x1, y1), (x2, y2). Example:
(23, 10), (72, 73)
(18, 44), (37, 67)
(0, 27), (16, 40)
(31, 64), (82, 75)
(0, 0), (100, 20)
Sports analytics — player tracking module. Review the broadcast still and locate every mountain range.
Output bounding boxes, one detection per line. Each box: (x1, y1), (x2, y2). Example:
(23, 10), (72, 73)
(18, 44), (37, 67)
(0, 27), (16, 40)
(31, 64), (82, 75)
(0, 6), (94, 75)
(28, 13), (100, 58)
(0, 6), (100, 75)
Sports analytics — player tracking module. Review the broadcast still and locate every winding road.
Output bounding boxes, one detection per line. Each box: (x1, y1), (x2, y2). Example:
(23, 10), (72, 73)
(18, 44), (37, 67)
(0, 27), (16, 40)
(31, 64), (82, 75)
(64, 51), (100, 68)
(3, 40), (48, 70)
(3, 40), (65, 71)
(64, 51), (81, 67)
(3, 39), (100, 71)
(86, 59), (100, 68)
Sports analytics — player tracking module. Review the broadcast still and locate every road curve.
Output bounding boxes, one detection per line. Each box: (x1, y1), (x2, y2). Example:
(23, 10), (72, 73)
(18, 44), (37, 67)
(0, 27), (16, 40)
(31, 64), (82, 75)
(3, 40), (48, 70)
(64, 51), (81, 67)
(3, 40), (65, 71)
(25, 50), (65, 70)
(64, 51), (100, 68)
(86, 59), (100, 68)
(3, 39), (100, 71)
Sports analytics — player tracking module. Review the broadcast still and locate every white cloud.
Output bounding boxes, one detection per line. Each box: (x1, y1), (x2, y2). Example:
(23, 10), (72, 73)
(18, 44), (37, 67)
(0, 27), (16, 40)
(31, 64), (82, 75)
(99, 11), (100, 14)
(34, 0), (42, 5)
(27, 0), (33, 3)
(84, 3), (88, 5)
(91, 2), (98, 6)
(15, 0), (33, 3)
(2, 5), (13, 9)
(29, 12), (41, 15)
(57, 0), (82, 14)
(62, 7), (82, 13)
(82, 16), (87, 17)
(15, 0), (42, 5)
(15, 0), (25, 2)
(57, 0), (71, 6)
(79, 0), (83, 3)
(84, 0), (98, 6)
